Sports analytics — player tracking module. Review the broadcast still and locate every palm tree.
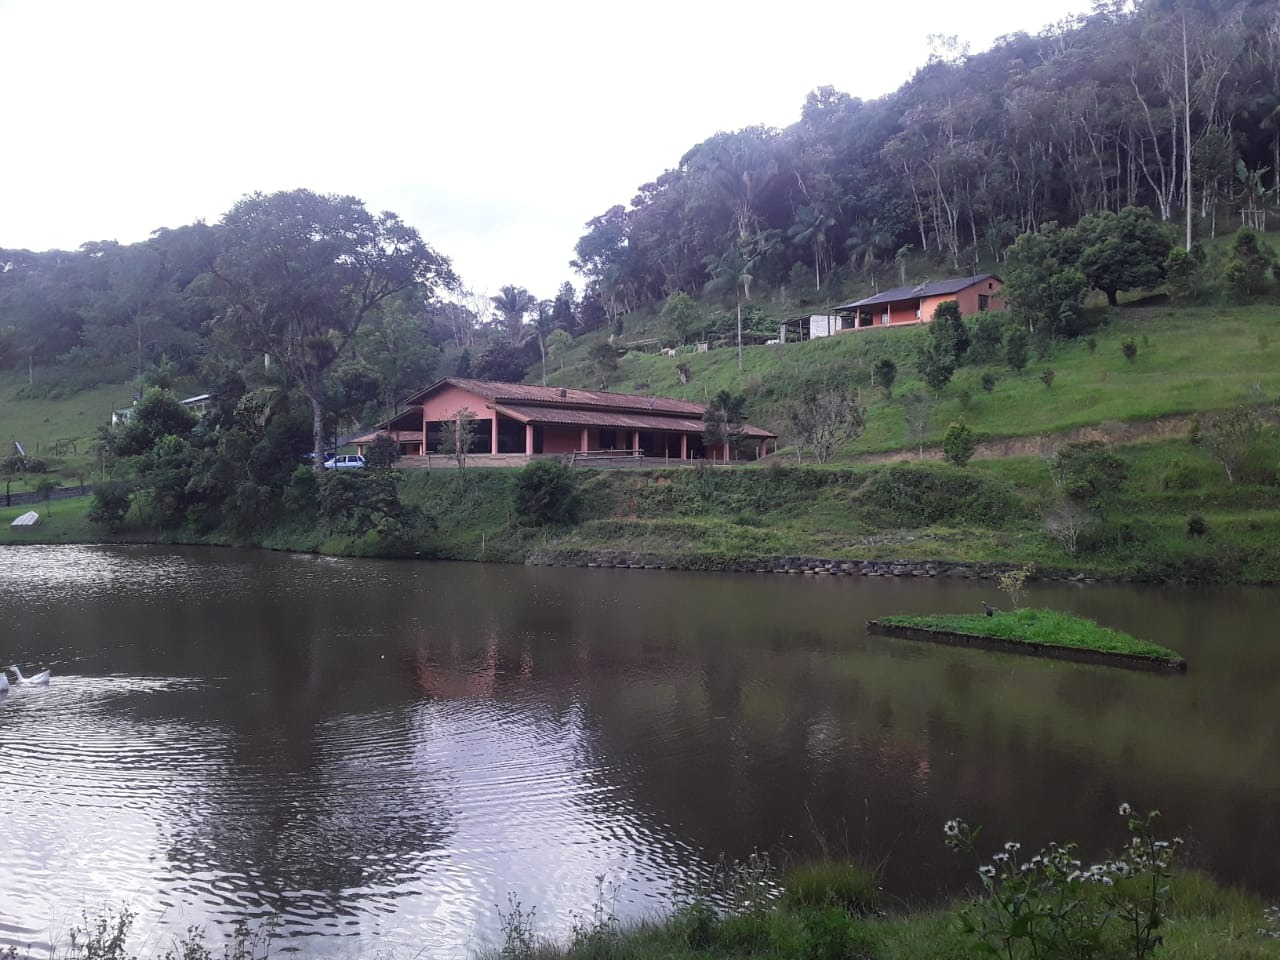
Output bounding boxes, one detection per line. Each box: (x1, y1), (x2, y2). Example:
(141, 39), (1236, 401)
(846, 218), (895, 283)
(490, 285), (537, 342)
(789, 204), (836, 290)
(704, 245), (755, 372)
(531, 299), (557, 386)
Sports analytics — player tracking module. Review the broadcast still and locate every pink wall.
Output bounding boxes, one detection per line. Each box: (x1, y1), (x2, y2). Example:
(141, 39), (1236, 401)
(419, 384), (493, 425)
(921, 278), (1006, 320)
(541, 427), (580, 454)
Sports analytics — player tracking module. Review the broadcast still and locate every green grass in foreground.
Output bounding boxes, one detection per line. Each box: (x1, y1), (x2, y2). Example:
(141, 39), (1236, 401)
(27, 859), (1280, 960)
(469, 866), (1278, 960)
(879, 608), (1183, 662)
(0, 495), (99, 544)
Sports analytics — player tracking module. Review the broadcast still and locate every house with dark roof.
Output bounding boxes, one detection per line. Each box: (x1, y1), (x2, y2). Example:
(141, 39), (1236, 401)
(351, 378), (776, 465)
(831, 274), (1005, 331)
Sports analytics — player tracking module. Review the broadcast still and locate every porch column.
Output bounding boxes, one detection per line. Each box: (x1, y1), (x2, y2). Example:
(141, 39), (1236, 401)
(680, 434), (688, 460)
(525, 423), (534, 455)
(580, 427), (589, 452)
(759, 439), (767, 459)
(490, 415), (498, 455)
(632, 430), (640, 456)
(722, 441), (730, 461)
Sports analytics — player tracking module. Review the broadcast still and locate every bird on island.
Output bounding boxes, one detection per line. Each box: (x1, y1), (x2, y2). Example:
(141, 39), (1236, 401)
(982, 601), (997, 618)
(8, 665), (50, 685)
(0, 671), (8, 694)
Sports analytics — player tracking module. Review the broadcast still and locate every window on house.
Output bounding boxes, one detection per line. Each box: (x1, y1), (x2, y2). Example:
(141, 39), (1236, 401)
(979, 294), (990, 311)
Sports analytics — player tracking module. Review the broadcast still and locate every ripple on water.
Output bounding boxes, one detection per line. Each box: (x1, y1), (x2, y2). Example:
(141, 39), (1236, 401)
(1, 669), (706, 957)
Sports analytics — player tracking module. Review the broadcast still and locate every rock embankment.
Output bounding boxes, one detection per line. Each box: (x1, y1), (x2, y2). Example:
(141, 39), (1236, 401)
(525, 550), (1116, 583)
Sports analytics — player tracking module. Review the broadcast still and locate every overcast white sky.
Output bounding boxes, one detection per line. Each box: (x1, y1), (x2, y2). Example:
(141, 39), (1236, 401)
(0, 0), (1085, 301)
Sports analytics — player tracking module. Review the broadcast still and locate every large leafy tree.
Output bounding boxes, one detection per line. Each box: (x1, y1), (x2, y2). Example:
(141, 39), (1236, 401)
(208, 189), (456, 466)
(1070, 207), (1173, 306)
(1003, 227), (1087, 338)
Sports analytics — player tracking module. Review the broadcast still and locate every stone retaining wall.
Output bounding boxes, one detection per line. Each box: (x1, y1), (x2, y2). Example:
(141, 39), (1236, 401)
(524, 549), (1114, 583)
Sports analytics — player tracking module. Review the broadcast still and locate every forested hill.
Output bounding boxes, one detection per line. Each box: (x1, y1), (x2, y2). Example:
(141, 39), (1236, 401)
(572, 0), (1280, 315)
(4, 0), (1279, 421)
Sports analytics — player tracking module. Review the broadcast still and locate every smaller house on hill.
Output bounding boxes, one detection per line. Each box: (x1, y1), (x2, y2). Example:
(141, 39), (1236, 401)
(352, 377), (776, 465)
(111, 391), (212, 429)
(832, 274), (1005, 331)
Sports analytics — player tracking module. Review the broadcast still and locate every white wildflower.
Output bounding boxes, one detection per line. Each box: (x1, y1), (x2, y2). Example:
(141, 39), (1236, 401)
(1119, 802), (1132, 816)
(979, 865), (996, 879)
(1004, 842), (1021, 853)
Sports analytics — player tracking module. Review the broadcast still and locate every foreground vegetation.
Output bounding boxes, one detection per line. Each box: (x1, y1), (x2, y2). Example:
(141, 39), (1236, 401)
(16, 809), (1280, 960)
(875, 609), (1185, 665)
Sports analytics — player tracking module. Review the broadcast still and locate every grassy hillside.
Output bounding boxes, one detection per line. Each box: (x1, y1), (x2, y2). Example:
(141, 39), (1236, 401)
(548, 302), (1280, 457)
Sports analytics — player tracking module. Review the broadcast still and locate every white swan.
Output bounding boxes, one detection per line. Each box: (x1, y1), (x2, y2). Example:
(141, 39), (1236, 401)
(8, 665), (50, 685)
(0, 671), (8, 693)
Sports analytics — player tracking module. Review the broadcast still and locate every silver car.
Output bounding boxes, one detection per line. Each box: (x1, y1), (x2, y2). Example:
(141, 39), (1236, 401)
(323, 454), (366, 470)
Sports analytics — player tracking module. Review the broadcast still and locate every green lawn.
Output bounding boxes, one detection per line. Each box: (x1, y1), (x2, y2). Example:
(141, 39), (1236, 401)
(0, 494), (99, 544)
(878, 608), (1184, 662)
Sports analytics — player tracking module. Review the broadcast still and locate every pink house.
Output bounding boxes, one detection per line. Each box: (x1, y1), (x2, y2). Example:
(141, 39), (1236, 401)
(832, 274), (1006, 330)
(352, 377), (775, 464)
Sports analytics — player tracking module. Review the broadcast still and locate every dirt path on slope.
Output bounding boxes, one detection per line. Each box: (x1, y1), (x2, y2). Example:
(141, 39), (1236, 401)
(852, 413), (1198, 465)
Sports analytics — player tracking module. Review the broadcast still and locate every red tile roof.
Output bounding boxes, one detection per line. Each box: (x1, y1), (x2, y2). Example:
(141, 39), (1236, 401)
(403, 377), (707, 416)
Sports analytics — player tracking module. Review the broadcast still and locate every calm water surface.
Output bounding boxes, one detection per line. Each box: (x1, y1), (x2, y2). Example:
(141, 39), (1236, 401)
(1, 545), (1279, 955)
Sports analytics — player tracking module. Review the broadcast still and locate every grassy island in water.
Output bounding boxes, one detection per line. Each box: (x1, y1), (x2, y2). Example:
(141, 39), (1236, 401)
(871, 608), (1186, 670)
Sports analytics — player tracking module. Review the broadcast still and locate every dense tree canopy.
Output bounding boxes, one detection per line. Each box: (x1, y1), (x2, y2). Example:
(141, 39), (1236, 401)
(569, 0), (1280, 312)
(208, 189), (458, 463)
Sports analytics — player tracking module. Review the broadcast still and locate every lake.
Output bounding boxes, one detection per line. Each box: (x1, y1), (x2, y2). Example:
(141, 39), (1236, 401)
(1, 545), (1277, 956)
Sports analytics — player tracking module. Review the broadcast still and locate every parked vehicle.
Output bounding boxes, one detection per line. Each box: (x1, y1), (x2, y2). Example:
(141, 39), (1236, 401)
(322, 454), (366, 470)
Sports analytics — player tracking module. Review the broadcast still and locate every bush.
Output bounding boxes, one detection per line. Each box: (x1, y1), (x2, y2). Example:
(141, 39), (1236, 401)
(513, 458), (580, 526)
(1122, 338), (1138, 363)
(980, 372), (997, 393)
(27, 457), (49, 474)
(282, 465), (320, 515)
(871, 357), (896, 399)
(1165, 246), (1202, 301)
(364, 434), (401, 471)
(942, 417), (978, 467)
(946, 805), (1183, 960)
(1004, 327), (1029, 373)
(1160, 459), (1197, 490)
(860, 464), (1016, 527)
(970, 314), (1006, 363)
(798, 907), (881, 960)
(88, 483), (132, 532)
(782, 861), (880, 916)
(670, 901), (719, 949)
(1051, 441), (1128, 518)
(1040, 368), (1055, 390)
(1187, 515), (1209, 537)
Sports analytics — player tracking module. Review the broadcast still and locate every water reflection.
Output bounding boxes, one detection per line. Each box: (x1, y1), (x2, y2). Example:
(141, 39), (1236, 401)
(2, 546), (1279, 955)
